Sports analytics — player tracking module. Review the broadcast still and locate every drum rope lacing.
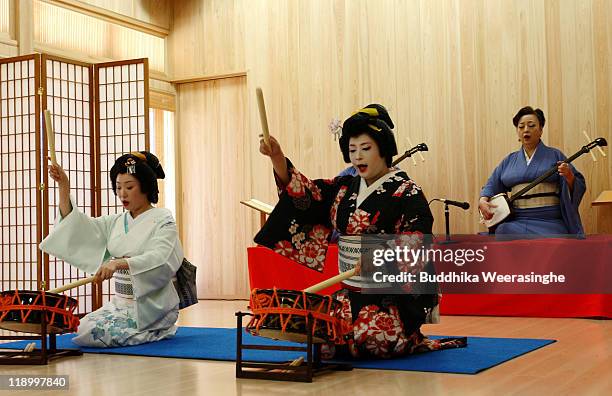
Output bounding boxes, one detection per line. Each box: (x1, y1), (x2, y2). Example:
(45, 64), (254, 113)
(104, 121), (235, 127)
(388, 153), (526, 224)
(0, 290), (80, 332)
(246, 288), (350, 344)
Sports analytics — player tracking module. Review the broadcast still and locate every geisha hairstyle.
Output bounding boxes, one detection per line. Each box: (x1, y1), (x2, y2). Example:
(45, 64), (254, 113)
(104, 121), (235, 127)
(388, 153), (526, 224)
(339, 104), (398, 167)
(109, 151), (165, 204)
(512, 106), (546, 128)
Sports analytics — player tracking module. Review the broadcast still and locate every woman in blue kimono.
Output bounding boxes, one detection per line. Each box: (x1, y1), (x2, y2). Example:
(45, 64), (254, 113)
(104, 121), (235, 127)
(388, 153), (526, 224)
(479, 106), (585, 236)
(255, 104), (466, 359)
(40, 152), (184, 347)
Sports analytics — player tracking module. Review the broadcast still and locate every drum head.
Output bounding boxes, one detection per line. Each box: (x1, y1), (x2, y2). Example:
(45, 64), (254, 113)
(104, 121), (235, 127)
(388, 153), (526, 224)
(0, 322), (65, 334)
(0, 290), (78, 306)
(0, 290), (79, 334)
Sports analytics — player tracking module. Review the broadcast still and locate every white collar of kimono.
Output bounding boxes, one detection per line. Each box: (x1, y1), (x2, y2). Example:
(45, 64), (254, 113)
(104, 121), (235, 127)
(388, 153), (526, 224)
(357, 169), (402, 208)
(523, 140), (544, 166)
(124, 208), (156, 232)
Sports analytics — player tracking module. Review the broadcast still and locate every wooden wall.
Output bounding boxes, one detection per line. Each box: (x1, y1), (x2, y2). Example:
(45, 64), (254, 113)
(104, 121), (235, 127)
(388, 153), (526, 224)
(1, 0), (172, 79)
(170, 0), (244, 79)
(170, 0), (612, 298)
(78, 0), (172, 29)
(177, 76), (254, 298)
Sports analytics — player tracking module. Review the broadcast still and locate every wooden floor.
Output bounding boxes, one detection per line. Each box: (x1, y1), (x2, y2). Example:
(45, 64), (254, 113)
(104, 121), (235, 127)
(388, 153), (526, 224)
(1, 300), (610, 396)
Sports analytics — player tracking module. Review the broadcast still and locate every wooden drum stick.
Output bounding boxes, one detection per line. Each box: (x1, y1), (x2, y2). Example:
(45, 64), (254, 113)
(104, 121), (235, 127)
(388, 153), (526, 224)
(48, 276), (96, 294)
(303, 268), (357, 294)
(44, 110), (57, 166)
(256, 87), (271, 149)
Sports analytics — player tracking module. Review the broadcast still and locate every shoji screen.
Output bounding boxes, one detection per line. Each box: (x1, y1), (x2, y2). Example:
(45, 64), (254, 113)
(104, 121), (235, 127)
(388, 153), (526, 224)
(95, 59), (149, 216)
(0, 54), (149, 314)
(0, 55), (41, 293)
(41, 55), (96, 314)
(94, 59), (148, 302)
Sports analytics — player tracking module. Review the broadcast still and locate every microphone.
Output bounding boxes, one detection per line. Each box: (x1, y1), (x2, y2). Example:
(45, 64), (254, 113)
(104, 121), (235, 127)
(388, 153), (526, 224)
(433, 198), (470, 210)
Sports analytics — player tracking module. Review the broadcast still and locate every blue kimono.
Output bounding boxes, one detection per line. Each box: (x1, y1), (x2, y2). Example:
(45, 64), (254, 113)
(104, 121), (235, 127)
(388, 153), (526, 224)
(481, 141), (585, 237)
(337, 165), (404, 178)
(338, 165), (357, 177)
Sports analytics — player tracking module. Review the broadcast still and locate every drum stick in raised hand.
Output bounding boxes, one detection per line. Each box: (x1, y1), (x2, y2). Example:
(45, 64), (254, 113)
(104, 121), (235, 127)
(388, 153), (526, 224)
(303, 268), (357, 294)
(44, 110), (57, 166)
(48, 276), (96, 294)
(256, 87), (271, 149)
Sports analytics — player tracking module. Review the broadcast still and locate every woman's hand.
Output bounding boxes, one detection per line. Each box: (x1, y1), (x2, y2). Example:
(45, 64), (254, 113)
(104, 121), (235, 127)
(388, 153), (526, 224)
(48, 159), (73, 217)
(354, 259), (361, 276)
(259, 135), (290, 185)
(259, 135), (283, 159)
(478, 197), (497, 220)
(94, 260), (118, 282)
(557, 161), (575, 190)
(94, 259), (129, 283)
(48, 161), (69, 191)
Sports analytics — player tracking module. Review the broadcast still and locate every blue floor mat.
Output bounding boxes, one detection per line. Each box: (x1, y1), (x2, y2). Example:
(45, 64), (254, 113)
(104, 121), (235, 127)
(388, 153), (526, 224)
(0, 327), (555, 374)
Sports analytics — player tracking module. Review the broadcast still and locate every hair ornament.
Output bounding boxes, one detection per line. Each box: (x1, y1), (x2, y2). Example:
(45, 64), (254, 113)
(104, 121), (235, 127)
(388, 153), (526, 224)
(329, 118), (342, 141)
(353, 107), (379, 117)
(125, 158), (137, 174)
(130, 151), (147, 161)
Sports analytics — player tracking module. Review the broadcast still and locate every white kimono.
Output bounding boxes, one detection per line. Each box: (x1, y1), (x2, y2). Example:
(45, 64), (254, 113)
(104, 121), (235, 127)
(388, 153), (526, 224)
(39, 199), (184, 347)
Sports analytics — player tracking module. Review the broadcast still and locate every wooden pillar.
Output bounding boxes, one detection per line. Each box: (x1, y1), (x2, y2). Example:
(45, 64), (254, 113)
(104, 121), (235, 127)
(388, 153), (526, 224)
(14, 0), (33, 55)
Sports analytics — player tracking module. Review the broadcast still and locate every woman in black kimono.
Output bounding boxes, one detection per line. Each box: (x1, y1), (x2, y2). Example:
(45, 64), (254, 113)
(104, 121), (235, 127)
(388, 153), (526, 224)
(256, 104), (466, 358)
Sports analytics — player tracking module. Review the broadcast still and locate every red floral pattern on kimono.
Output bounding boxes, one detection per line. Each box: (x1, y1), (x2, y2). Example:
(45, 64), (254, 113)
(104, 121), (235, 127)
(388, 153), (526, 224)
(392, 179), (420, 197)
(346, 208), (371, 234)
(322, 289), (465, 359)
(330, 186), (348, 229)
(286, 167), (323, 201)
(272, 224), (330, 271)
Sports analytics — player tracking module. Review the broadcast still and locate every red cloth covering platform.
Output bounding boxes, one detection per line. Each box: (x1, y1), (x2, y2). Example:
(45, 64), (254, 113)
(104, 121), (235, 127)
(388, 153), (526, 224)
(247, 235), (611, 318)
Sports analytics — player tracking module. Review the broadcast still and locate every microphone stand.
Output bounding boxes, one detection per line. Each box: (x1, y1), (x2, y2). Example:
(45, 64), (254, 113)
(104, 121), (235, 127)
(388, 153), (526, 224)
(440, 202), (458, 245)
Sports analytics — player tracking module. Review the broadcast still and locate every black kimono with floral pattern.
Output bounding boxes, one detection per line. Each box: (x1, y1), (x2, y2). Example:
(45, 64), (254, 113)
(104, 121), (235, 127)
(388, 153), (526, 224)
(255, 160), (466, 358)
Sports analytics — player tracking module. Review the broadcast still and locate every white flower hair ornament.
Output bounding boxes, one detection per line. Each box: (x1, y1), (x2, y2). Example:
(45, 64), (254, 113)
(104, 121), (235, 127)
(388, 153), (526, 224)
(328, 118), (342, 141)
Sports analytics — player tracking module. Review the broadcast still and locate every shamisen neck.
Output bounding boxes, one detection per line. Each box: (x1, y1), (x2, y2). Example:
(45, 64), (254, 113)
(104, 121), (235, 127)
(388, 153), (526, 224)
(363, 167), (393, 187)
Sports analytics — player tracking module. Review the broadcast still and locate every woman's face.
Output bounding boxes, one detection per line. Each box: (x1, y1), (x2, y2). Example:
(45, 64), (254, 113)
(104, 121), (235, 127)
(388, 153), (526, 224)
(348, 133), (388, 184)
(116, 173), (149, 212)
(516, 114), (543, 148)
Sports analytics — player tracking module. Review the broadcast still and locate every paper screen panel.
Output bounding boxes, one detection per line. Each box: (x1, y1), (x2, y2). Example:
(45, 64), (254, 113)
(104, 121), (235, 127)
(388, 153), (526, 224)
(0, 56), (40, 294)
(42, 55), (96, 314)
(94, 59), (149, 300)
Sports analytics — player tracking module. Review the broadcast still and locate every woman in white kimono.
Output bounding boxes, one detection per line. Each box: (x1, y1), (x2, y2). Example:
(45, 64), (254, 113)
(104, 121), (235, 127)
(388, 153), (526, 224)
(40, 151), (184, 347)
